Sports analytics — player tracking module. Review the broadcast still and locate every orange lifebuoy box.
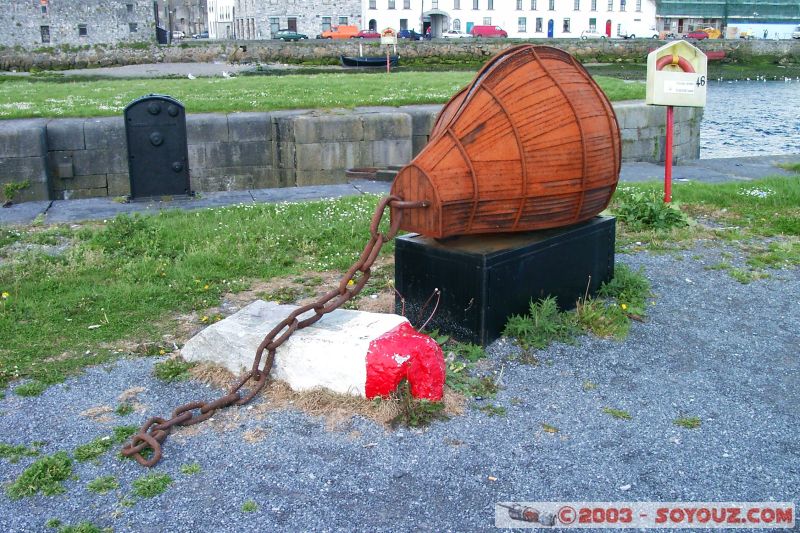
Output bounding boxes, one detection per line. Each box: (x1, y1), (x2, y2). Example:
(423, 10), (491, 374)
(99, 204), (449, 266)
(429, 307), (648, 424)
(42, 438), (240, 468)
(380, 28), (398, 45)
(646, 40), (707, 107)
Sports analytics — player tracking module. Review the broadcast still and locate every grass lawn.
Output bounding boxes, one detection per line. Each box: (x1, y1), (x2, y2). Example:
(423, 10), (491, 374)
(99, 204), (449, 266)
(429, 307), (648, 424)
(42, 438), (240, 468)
(0, 72), (644, 119)
(0, 177), (798, 396)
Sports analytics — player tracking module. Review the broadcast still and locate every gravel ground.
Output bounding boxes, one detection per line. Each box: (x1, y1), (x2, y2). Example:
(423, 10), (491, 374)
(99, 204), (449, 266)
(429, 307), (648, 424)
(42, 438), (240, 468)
(0, 245), (798, 532)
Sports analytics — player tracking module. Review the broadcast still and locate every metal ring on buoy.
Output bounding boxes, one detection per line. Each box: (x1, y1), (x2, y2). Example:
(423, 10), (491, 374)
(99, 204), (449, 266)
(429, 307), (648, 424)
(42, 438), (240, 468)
(655, 53), (695, 73)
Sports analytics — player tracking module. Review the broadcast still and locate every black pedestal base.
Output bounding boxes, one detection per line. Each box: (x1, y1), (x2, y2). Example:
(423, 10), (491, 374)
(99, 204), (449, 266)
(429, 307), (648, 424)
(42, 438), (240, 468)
(394, 216), (616, 345)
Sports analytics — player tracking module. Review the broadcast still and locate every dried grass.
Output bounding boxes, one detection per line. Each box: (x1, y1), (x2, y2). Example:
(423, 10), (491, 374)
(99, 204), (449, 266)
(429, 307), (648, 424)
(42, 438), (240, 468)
(79, 405), (114, 424)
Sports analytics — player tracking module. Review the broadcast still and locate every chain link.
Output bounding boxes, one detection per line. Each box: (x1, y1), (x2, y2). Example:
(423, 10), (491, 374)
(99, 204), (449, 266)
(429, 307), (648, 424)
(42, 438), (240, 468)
(121, 195), (427, 467)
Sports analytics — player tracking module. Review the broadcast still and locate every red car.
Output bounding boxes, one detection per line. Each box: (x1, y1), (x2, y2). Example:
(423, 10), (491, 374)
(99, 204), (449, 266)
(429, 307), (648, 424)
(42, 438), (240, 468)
(356, 30), (381, 39)
(685, 30), (709, 40)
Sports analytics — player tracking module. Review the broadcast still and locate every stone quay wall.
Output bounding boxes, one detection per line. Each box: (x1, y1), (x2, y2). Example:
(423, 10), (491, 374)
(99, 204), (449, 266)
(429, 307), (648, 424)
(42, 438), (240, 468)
(0, 102), (701, 202)
(1, 38), (798, 71)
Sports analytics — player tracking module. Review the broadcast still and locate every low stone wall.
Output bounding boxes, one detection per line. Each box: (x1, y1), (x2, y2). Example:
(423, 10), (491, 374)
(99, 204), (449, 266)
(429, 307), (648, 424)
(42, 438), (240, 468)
(0, 101), (701, 202)
(1, 38), (798, 71)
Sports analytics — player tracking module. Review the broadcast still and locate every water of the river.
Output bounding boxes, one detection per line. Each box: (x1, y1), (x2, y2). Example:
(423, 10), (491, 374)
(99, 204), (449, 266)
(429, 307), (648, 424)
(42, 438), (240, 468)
(701, 80), (800, 159)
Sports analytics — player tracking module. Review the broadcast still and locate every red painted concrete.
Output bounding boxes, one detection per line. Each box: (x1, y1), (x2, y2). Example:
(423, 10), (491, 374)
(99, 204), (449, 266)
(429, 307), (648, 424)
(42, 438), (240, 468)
(364, 322), (446, 401)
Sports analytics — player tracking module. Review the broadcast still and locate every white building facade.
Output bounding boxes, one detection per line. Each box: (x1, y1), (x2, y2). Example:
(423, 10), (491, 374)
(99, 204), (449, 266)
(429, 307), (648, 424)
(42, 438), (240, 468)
(363, 0), (657, 39)
(208, 0), (234, 39)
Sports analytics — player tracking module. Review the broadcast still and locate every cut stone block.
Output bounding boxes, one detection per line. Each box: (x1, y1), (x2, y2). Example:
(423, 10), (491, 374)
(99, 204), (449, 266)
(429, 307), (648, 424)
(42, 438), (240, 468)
(181, 300), (445, 400)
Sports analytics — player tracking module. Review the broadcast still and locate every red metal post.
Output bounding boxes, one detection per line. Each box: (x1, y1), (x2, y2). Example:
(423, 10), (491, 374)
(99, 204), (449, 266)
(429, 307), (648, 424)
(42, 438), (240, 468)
(664, 105), (674, 203)
(386, 51), (390, 74)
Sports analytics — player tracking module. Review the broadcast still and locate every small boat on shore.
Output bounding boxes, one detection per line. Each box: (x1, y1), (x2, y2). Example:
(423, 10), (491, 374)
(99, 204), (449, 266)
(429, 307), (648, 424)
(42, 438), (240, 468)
(340, 55), (399, 68)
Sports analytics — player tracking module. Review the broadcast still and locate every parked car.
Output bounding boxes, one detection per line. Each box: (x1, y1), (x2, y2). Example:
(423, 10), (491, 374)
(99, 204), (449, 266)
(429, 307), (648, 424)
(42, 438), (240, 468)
(192, 31), (209, 39)
(274, 29), (308, 41)
(356, 29), (381, 39)
(686, 30), (709, 40)
(398, 29), (422, 40)
(171, 30), (185, 40)
(442, 30), (471, 39)
(580, 29), (606, 40)
(470, 25), (508, 38)
(321, 25), (359, 39)
(792, 25), (800, 39)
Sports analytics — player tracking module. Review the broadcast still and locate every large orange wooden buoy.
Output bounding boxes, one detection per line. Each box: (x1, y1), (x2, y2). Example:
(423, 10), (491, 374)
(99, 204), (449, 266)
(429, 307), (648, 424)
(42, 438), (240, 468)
(391, 45), (621, 239)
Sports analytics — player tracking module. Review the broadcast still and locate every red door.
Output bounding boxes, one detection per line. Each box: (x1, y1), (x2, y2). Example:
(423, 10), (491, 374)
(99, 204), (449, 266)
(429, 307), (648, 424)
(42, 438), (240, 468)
(605, 19), (612, 37)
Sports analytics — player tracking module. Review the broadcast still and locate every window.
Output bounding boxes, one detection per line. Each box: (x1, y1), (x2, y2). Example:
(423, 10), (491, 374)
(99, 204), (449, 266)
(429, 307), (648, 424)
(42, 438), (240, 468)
(517, 0), (522, 9)
(535, 17), (543, 31)
(574, 0), (579, 9)
(369, 0), (376, 8)
(453, 18), (461, 30)
(607, 0), (612, 10)
(129, 22), (138, 32)
(518, 17), (526, 31)
(473, 0), (478, 9)
(269, 17), (279, 35)
(620, 0), (625, 11)
(548, 0), (554, 10)
(400, 18), (408, 29)
(591, 0), (596, 10)
(432, 0), (438, 7)
(78, 24), (87, 37)
(563, 18), (570, 32)
(488, 0), (493, 9)
(404, 0), (411, 7)
(126, 3), (133, 13)
(322, 16), (331, 32)
(635, 0), (641, 10)
(589, 17), (596, 30)
(483, 17), (492, 24)
(454, 0), (460, 8)
(531, 0), (537, 9)
(389, 0), (396, 8)
(339, 16), (348, 24)
(41, 5), (47, 14)
(40, 25), (50, 43)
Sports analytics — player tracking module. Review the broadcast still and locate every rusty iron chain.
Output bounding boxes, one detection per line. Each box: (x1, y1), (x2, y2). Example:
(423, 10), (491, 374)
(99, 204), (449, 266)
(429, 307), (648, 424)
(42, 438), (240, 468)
(121, 195), (427, 467)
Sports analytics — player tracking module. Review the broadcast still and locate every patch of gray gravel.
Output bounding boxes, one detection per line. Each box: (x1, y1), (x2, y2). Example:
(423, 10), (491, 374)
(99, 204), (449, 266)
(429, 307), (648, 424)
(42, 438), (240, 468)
(0, 245), (798, 532)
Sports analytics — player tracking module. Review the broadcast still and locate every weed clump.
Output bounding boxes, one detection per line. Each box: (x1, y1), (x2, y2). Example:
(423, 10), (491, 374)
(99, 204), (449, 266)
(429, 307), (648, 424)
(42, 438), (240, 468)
(0, 442), (42, 463)
(86, 475), (119, 494)
(602, 407), (633, 420)
(153, 358), (196, 382)
(131, 472), (173, 498)
(613, 187), (689, 231)
(389, 380), (448, 428)
(674, 416), (702, 429)
(6, 451), (73, 499)
(74, 436), (113, 462)
(504, 296), (580, 350)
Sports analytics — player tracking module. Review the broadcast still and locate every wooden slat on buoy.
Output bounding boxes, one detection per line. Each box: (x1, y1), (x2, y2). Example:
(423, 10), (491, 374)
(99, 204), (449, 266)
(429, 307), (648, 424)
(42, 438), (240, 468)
(391, 45), (621, 238)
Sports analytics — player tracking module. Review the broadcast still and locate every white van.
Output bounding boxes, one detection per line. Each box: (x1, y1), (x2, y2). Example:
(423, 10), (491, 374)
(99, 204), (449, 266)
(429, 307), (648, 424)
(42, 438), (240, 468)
(617, 22), (659, 39)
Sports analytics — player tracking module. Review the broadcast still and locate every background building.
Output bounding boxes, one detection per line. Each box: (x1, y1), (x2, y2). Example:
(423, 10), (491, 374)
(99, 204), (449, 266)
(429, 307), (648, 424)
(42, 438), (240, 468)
(233, 0), (362, 40)
(208, 0), (234, 39)
(656, 0), (800, 39)
(363, 0), (658, 39)
(0, 0), (155, 47)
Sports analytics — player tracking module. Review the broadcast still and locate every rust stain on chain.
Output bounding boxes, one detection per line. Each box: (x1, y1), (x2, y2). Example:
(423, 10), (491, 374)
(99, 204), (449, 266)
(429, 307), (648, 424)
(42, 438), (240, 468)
(121, 196), (427, 467)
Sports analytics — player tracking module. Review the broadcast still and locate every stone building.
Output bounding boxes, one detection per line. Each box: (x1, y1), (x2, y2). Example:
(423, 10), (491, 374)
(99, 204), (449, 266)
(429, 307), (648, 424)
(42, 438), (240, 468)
(364, 0), (658, 39)
(0, 0), (156, 48)
(233, 0), (363, 40)
(173, 0), (208, 36)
